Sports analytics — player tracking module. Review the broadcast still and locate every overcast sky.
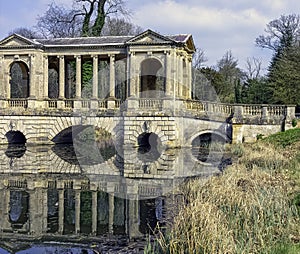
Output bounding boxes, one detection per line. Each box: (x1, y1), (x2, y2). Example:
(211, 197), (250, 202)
(0, 0), (299, 73)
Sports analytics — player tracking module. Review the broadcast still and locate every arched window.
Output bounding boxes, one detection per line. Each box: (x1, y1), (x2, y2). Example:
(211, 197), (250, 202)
(10, 61), (29, 98)
(140, 58), (165, 98)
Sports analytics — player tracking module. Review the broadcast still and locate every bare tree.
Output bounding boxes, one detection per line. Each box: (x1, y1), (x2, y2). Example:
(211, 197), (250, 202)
(8, 27), (40, 39)
(245, 57), (262, 79)
(35, 0), (130, 38)
(101, 17), (143, 36)
(36, 3), (82, 38)
(255, 14), (300, 52)
(192, 47), (207, 69)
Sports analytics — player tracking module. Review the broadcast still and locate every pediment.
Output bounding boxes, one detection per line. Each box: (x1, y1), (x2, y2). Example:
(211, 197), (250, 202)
(0, 34), (39, 47)
(185, 35), (196, 53)
(127, 29), (175, 45)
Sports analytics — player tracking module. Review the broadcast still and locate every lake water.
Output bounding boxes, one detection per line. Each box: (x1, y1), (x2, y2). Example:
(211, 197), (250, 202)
(0, 142), (225, 253)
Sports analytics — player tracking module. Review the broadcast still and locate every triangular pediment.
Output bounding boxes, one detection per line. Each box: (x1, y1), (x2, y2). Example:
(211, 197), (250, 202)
(0, 34), (40, 47)
(126, 29), (175, 45)
(185, 35), (196, 53)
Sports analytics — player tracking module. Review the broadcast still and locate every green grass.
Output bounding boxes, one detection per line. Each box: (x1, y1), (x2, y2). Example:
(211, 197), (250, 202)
(263, 128), (300, 148)
(269, 243), (300, 254)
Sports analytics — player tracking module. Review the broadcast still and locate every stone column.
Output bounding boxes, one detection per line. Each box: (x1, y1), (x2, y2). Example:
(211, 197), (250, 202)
(75, 55), (82, 99)
(58, 56), (65, 99)
(165, 51), (172, 97)
(92, 191), (98, 234)
(75, 190), (81, 234)
(187, 57), (192, 99)
(0, 55), (4, 98)
(58, 190), (64, 234)
(178, 54), (183, 98)
(129, 52), (138, 97)
(43, 55), (49, 99)
(109, 54), (116, 98)
(29, 54), (36, 98)
(92, 55), (99, 99)
(108, 193), (114, 234)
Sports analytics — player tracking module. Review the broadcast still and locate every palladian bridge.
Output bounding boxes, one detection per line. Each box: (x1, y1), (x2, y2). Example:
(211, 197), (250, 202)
(0, 29), (297, 249)
(0, 29), (295, 148)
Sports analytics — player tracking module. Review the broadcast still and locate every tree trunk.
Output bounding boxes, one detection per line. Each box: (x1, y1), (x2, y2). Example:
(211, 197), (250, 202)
(91, 0), (106, 36)
(82, 2), (96, 36)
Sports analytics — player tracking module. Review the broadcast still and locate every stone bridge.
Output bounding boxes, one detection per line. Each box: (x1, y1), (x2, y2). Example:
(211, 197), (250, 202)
(0, 98), (295, 146)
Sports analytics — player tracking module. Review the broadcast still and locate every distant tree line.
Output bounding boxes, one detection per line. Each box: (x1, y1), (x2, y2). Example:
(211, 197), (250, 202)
(193, 14), (300, 111)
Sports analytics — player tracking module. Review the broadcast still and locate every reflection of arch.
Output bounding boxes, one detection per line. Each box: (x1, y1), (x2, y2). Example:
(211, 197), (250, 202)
(140, 58), (165, 97)
(10, 61), (29, 98)
(9, 190), (29, 229)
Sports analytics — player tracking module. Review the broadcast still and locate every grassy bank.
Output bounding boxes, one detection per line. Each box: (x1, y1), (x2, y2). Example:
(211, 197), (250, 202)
(145, 128), (300, 254)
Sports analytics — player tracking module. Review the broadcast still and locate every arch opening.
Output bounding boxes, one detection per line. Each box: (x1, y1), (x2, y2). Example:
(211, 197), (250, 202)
(52, 125), (116, 165)
(140, 58), (165, 98)
(5, 131), (26, 144)
(137, 132), (161, 162)
(10, 61), (29, 98)
(191, 132), (226, 164)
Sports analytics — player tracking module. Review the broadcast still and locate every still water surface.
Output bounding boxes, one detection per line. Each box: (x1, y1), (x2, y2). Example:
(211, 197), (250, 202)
(0, 142), (224, 253)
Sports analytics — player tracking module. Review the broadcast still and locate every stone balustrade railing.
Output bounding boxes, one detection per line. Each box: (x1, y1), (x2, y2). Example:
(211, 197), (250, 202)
(7, 99), (28, 108)
(0, 98), (295, 123)
(138, 98), (163, 109)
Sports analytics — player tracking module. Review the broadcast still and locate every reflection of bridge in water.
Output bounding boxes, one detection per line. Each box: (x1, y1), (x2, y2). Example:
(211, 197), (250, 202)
(0, 144), (218, 252)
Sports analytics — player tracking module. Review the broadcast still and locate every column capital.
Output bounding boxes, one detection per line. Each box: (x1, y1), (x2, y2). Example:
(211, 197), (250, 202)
(91, 54), (98, 59)
(74, 55), (81, 59)
(57, 55), (64, 59)
(108, 54), (115, 60)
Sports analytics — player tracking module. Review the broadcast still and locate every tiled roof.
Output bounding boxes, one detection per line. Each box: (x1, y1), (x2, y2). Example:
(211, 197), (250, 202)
(35, 36), (132, 46)
(167, 34), (191, 43)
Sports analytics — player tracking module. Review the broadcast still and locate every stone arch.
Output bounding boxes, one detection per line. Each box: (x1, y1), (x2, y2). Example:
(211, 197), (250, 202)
(190, 130), (227, 164)
(9, 61), (30, 98)
(140, 58), (165, 98)
(190, 130), (227, 146)
(137, 132), (162, 162)
(5, 130), (27, 144)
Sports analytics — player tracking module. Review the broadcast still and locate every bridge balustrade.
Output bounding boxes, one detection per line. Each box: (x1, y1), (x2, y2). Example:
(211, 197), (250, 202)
(48, 100), (57, 108)
(267, 105), (286, 117)
(64, 100), (74, 109)
(138, 98), (163, 110)
(242, 105), (262, 116)
(81, 100), (91, 109)
(8, 99), (28, 108)
(1, 98), (295, 124)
